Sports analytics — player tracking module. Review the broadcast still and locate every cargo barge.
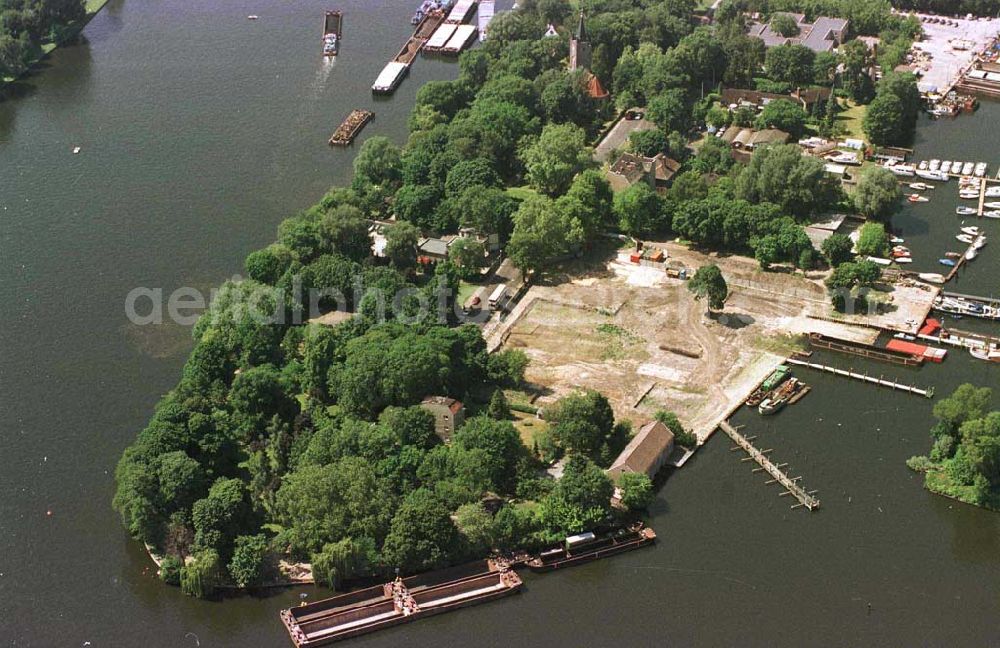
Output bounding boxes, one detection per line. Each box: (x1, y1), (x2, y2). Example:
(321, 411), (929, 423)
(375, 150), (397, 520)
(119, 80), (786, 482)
(322, 11), (342, 57)
(328, 109), (374, 146)
(372, 10), (446, 93)
(281, 560), (521, 647)
(808, 332), (926, 366)
(526, 524), (656, 572)
(745, 364), (790, 407)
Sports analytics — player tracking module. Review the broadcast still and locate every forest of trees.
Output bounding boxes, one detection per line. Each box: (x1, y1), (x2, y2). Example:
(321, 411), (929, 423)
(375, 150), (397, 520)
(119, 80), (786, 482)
(0, 0), (87, 78)
(909, 384), (1000, 509)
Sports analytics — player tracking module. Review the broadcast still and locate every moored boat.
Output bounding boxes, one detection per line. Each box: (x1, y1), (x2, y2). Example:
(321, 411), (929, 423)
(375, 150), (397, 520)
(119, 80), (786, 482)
(961, 226), (982, 236)
(918, 272), (946, 284)
(894, 257), (913, 264)
(527, 525), (657, 572)
(956, 206), (977, 215)
(746, 365), (791, 406)
(970, 345), (1000, 362)
(939, 258), (957, 267)
(908, 182), (933, 191)
(983, 210), (1000, 219)
(962, 162), (975, 175)
(929, 159), (941, 171)
(983, 201), (1000, 209)
(758, 378), (803, 415)
(916, 169), (949, 181)
(866, 256), (892, 266)
(957, 234), (974, 244)
(907, 193), (929, 203)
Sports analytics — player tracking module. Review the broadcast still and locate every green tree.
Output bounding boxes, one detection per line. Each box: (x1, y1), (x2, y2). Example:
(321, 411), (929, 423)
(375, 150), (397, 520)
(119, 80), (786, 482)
(617, 472), (654, 510)
(550, 390), (615, 459)
(245, 244), (294, 286)
(453, 502), (497, 554)
(654, 410), (696, 448)
(770, 14), (800, 37)
(311, 537), (376, 590)
(753, 99), (808, 138)
(735, 144), (830, 215)
(855, 222), (890, 257)
(687, 264), (728, 312)
(821, 233), (854, 267)
(647, 89), (691, 134)
(507, 194), (571, 274)
(933, 384), (993, 436)
(394, 184), (442, 231)
(614, 183), (665, 237)
(541, 455), (613, 534)
(228, 534), (269, 587)
(321, 205), (372, 262)
(765, 44), (816, 87)
(384, 221), (420, 269)
(629, 129), (668, 157)
(854, 165), (903, 221)
(487, 349), (529, 386)
(381, 489), (460, 573)
(521, 123), (592, 195)
(487, 389), (512, 420)
(180, 549), (221, 598)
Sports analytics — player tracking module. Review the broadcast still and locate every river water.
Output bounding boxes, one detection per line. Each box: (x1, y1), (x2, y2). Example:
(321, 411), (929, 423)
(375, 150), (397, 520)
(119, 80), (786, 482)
(1, 3), (998, 646)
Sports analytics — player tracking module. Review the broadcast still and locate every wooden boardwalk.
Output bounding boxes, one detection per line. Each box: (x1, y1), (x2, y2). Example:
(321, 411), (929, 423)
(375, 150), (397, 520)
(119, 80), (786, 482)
(786, 358), (934, 398)
(719, 421), (820, 511)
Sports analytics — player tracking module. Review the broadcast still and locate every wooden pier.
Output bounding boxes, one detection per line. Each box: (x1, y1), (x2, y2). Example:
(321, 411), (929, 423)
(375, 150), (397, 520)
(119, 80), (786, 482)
(719, 420), (820, 511)
(328, 109), (373, 146)
(785, 358), (934, 398)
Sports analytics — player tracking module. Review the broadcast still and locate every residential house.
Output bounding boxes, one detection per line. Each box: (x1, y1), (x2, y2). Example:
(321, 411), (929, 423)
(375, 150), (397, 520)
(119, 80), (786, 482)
(607, 421), (675, 480)
(720, 87), (832, 113)
(420, 396), (466, 443)
(606, 152), (680, 192)
(748, 12), (849, 53)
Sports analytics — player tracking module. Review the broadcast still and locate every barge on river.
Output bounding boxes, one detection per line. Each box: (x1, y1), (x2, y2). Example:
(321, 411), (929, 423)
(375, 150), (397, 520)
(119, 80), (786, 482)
(281, 560), (521, 647)
(328, 110), (373, 146)
(526, 524), (656, 572)
(322, 11), (342, 57)
(372, 10), (446, 94)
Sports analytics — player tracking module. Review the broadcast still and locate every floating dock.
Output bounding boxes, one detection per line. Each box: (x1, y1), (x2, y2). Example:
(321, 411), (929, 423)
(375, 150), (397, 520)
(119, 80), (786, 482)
(807, 332), (924, 366)
(785, 358), (934, 398)
(719, 420), (820, 511)
(328, 110), (374, 146)
(372, 10), (445, 94)
(477, 0), (495, 41)
(281, 560), (521, 647)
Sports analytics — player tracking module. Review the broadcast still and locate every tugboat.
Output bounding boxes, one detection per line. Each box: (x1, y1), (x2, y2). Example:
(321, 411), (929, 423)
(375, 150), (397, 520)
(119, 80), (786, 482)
(758, 378), (803, 415)
(526, 524), (657, 572)
(323, 11), (342, 56)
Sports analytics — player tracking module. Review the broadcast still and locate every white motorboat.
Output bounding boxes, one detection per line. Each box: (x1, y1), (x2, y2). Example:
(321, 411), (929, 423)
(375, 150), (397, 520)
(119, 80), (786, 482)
(916, 169), (949, 181)
(962, 162), (975, 175)
(957, 234), (975, 244)
(951, 161), (964, 174)
(894, 257), (913, 264)
(975, 162), (987, 177)
(907, 193), (929, 203)
(828, 152), (861, 165)
(959, 191), (979, 199)
(961, 226), (982, 236)
(974, 236), (987, 249)
(985, 187), (1000, 197)
(866, 256), (892, 266)
(929, 159), (941, 171)
(966, 248), (978, 261)
(908, 182), (933, 191)
(983, 210), (1000, 219)
(941, 160), (952, 173)
(984, 201), (1000, 209)
(919, 160), (929, 170)
(956, 206), (977, 215)
(889, 164), (916, 176)
(890, 236), (905, 244)
(969, 346), (1000, 362)
(918, 273), (946, 284)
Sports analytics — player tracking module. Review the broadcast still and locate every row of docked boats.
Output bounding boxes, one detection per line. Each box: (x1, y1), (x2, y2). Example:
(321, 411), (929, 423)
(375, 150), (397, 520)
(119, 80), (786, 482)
(922, 159), (989, 177)
(745, 365), (809, 415)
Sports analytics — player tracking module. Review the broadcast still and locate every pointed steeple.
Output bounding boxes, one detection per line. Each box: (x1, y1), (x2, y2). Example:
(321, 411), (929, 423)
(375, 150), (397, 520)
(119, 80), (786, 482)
(575, 10), (587, 41)
(569, 11), (591, 72)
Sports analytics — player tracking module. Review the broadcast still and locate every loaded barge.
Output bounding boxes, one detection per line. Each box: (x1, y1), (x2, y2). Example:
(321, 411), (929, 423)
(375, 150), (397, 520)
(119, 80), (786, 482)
(328, 110), (374, 146)
(281, 560), (522, 647)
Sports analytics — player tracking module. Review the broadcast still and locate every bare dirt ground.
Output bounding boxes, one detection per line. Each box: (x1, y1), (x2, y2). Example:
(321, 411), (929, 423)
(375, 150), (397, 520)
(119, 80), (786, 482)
(908, 14), (1000, 91)
(490, 243), (888, 443)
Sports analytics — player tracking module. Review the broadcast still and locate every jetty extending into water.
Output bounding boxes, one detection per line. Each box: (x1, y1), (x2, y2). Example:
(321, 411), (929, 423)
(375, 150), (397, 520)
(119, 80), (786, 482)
(372, 10), (446, 94)
(785, 358), (934, 398)
(281, 560), (521, 647)
(719, 420), (820, 511)
(328, 110), (373, 146)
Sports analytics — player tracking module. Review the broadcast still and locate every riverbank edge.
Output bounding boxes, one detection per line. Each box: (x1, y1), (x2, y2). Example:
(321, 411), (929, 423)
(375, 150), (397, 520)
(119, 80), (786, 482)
(0, 0), (111, 89)
(921, 469), (1000, 512)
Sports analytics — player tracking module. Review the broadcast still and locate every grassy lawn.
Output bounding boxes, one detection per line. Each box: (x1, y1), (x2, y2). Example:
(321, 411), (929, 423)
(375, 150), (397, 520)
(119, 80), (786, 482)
(506, 185), (540, 201)
(511, 411), (548, 451)
(836, 100), (867, 142)
(457, 280), (478, 306)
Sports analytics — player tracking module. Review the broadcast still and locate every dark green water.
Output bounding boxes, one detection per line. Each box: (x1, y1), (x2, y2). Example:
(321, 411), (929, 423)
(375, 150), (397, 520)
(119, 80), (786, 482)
(1, 3), (999, 646)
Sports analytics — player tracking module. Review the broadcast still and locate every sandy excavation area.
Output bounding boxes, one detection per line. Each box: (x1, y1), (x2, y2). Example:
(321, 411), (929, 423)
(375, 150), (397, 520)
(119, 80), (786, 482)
(493, 244), (882, 442)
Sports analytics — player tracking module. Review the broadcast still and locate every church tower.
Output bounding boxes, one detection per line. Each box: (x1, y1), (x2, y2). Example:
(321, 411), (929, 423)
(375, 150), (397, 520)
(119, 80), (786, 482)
(569, 11), (592, 72)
